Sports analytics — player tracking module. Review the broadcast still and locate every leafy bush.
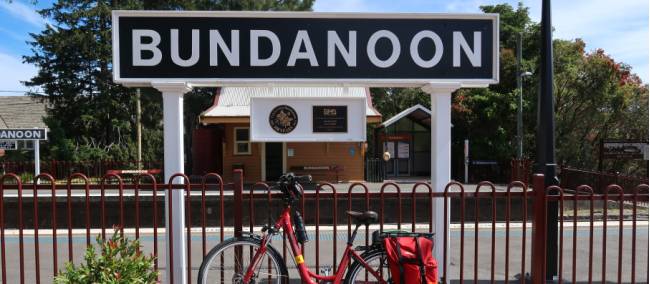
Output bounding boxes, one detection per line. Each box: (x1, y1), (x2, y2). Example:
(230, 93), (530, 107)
(54, 229), (158, 283)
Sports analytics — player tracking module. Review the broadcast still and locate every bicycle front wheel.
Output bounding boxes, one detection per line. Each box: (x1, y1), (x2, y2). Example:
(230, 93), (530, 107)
(197, 236), (288, 284)
(344, 249), (392, 284)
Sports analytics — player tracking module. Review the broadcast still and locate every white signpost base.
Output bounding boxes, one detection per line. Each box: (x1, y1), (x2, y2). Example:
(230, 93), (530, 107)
(422, 83), (460, 279)
(154, 82), (192, 284)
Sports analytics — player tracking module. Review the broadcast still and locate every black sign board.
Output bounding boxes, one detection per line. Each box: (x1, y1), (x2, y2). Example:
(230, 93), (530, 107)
(601, 140), (648, 160)
(0, 129), (47, 141)
(112, 11), (498, 86)
(0, 140), (17, 150)
(313, 106), (348, 133)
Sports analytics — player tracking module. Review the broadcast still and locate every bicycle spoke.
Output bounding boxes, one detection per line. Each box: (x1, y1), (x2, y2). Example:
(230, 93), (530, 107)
(199, 239), (286, 284)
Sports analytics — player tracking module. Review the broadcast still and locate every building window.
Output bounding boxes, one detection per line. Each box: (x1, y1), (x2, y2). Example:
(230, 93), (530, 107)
(233, 127), (251, 155)
(20, 140), (34, 150)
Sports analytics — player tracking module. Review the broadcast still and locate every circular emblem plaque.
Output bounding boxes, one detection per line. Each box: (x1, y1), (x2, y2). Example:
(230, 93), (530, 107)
(269, 105), (298, 134)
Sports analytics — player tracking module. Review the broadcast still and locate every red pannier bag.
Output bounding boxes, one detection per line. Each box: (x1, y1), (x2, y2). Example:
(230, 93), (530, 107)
(382, 233), (438, 284)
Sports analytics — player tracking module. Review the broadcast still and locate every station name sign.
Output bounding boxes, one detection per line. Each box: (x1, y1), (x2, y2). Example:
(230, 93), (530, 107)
(0, 129), (48, 140)
(112, 11), (499, 86)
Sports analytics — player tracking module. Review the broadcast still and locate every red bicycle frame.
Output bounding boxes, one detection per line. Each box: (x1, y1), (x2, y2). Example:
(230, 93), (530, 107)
(243, 206), (387, 284)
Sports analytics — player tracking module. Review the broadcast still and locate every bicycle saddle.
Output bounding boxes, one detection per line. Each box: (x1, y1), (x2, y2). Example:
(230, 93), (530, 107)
(346, 210), (378, 225)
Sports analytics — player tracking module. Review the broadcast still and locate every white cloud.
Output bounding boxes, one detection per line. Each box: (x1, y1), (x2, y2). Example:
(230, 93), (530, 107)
(0, 1), (50, 28)
(0, 52), (40, 95)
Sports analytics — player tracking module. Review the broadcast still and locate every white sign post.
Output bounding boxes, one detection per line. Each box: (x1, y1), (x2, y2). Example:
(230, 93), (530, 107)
(0, 129), (48, 177)
(112, 11), (499, 282)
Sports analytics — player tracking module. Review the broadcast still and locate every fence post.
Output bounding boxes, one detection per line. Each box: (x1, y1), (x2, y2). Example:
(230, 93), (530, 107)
(233, 169), (243, 239)
(531, 173), (547, 283)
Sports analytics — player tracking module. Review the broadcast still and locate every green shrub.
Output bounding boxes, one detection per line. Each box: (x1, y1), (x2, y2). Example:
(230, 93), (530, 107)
(54, 229), (158, 284)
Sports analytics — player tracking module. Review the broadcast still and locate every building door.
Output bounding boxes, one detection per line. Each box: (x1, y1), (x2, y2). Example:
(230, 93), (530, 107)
(265, 142), (284, 181)
(396, 141), (411, 176)
(384, 141), (411, 177)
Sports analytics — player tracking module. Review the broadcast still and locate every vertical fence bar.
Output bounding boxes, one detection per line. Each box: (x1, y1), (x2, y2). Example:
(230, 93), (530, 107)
(531, 174), (547, 283)
(200, 177), (206, 257)
(167, 181), (174, 284)
(233, 169), (244, 281)
(50, 174), (57, 276)
(611, 185), (624, 284)
(83, 175), (91, 247)
(443, 182), (462, 283)
(184, 178), (192, 284)
(521, 180), (528, 284)
(379, 183), (401, 232)
(490, 183), (496, 284)
(631, 185), (646, 284)
(412, 183), (432, 233)
(585, 187), (594, 284)
(64, 174), (73, 264)
(152, 176), (159, 277)
(0, 175), (17, 284)
(549, 186), (564, 283)
(233, 170), (243, 240)
(100, 178), (106, 240)
(32, 176), (41, 284)
(135, 176), (141, 240)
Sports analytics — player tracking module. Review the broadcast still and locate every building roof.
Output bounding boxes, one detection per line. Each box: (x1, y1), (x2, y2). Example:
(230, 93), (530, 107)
(0, 96), (47, 129)
(379, 104), (431, 129)
(200, 87), (382, 124)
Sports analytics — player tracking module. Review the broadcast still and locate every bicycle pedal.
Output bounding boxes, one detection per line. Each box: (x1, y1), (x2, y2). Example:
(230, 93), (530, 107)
(319, 266), (333, 276)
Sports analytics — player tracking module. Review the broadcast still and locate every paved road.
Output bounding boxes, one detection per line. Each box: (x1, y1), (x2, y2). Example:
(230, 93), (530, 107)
(1, 224), (647, 283)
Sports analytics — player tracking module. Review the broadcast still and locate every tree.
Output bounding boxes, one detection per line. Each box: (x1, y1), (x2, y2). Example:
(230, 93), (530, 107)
(23, 0), (314, 164)
(369, 3), (648, 179)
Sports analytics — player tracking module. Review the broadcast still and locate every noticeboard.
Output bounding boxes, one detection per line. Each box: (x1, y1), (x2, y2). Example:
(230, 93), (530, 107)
(0, 140), (17, 150)
(602, 140), (648, 160)
(313, 106), (347, 133)
(250, 97), (365, 142)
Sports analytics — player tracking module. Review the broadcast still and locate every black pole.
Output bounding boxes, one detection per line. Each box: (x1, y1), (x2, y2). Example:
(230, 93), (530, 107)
(537, 0), (559, 280)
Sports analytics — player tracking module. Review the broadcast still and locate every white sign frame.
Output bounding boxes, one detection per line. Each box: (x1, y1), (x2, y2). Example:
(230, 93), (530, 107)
(112, 10), (499, 88)
(250, 97), (366, 142)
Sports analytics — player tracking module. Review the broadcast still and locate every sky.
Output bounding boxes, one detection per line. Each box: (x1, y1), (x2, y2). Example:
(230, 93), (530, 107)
(0, 0), (648, 95)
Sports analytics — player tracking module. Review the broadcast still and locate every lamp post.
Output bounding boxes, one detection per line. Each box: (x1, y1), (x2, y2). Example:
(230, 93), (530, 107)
(516, 32), (533, 159)
(517, 70), (533, 159)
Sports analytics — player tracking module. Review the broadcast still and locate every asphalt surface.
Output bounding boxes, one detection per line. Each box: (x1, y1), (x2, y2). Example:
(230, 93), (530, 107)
(0, 224), (647, 283)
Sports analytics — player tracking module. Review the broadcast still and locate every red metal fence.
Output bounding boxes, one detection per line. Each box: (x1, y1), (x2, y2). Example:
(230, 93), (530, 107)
(560, 166), (649, 194)
(0, 171), (647, 283)
(0, 160), (163, 180)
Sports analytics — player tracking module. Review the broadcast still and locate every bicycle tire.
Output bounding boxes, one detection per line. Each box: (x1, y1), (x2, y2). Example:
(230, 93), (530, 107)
(197, 236), (289, 284)
(343, 248), (392, 284)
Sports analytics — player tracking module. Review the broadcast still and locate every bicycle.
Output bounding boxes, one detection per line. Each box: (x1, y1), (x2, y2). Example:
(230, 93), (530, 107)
(197, 172), (392, 283)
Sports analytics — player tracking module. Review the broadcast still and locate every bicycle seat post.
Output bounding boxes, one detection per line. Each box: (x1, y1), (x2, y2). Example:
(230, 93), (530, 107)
(347, 224), (362, 246)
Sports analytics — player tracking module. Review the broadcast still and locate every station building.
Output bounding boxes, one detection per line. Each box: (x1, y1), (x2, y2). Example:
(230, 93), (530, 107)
(374, 104), (432, 179)
(193, 87), (382, 183)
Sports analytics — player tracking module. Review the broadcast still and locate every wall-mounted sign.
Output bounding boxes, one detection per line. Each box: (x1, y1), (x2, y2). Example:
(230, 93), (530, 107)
(0, 140), (17, 150)
(269, 105), (298, 134)
(397, 141), (410, 158)
(112, 11), (499, 87)
(602, 140), (648, 160)
(251, 97), (366, 142)
(379, 133), (411, 141)
(313, 106), (347, 133)
(0, 129), (47, 140)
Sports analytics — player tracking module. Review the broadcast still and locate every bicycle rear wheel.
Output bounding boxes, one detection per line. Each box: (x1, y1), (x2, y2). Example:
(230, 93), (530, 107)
(198, 236), (288, 284)
(344, 249), (392, 284)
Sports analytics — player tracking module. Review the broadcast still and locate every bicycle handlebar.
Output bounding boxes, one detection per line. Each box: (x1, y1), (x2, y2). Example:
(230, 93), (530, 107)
(277, 172), (311, 202)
